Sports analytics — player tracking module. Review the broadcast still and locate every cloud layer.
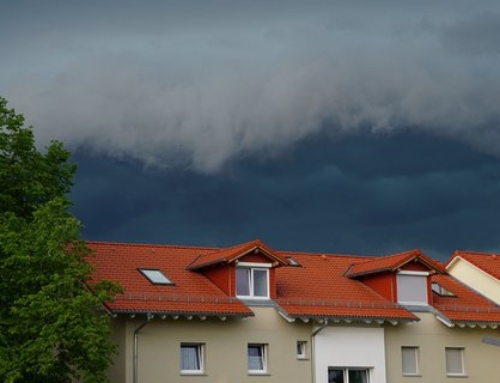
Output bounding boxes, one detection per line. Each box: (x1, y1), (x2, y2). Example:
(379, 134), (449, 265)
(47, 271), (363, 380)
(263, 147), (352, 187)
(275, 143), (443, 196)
(2, 1), (500, 172)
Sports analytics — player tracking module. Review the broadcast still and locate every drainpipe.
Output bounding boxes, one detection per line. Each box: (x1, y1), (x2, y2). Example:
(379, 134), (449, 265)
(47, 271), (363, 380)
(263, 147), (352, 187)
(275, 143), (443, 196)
(133, 313), (153, 383)
(311, 318), (329, 383)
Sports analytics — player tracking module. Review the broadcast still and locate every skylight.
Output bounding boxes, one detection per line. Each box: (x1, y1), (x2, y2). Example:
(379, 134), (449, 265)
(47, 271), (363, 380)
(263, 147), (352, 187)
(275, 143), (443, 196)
(432, 282), (455, 297)
(139, 268), (173, 285)
(286, 256), (301, 266)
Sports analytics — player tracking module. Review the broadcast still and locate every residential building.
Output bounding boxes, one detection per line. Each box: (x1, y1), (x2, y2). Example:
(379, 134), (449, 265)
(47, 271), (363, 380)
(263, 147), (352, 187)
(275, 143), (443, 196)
(87, 240), (500, 383)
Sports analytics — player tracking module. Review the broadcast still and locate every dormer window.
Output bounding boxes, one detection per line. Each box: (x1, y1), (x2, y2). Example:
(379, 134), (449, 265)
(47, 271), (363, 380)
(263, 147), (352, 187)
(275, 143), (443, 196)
(236, 262), (270, 299)
(397, 271), (429, 306)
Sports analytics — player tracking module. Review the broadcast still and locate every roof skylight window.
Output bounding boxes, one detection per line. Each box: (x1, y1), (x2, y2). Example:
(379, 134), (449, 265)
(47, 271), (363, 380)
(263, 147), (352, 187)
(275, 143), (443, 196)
(432, 282), (455, 297)
(139, 268), (173, 285)
(286, 256), (301, 266)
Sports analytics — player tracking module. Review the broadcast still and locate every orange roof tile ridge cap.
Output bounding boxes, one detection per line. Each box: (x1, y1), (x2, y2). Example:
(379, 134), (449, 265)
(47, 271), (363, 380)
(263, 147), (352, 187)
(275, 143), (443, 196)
(85, 240), (221, 251)
(277, 250), (377, 259)
(456, 250), (500, 257)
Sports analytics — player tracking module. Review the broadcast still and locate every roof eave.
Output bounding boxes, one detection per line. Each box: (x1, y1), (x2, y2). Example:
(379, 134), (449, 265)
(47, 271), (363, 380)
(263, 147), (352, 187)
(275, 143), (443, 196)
(109, 309), (254, 318)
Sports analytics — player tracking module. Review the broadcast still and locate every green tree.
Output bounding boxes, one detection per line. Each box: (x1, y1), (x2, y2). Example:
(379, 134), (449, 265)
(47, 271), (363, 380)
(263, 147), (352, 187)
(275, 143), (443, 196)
(0, 96), (120, 383)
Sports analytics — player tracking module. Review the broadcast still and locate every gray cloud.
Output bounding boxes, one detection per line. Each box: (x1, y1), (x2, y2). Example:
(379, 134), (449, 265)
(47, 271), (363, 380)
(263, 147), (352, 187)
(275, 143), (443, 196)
(440, 11), (500, 56)
(2, 0), (500, 172)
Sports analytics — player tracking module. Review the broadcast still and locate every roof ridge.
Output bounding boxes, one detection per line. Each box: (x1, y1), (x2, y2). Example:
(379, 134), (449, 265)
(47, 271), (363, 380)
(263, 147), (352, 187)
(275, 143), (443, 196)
(85, 240), (221, 252)
(454, 250), (500, 256)
(277, 250), (376, 259)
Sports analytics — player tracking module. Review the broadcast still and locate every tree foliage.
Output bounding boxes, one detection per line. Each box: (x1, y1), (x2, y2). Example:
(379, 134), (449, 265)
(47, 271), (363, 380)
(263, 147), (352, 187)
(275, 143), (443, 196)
(0, 96), (120, 383)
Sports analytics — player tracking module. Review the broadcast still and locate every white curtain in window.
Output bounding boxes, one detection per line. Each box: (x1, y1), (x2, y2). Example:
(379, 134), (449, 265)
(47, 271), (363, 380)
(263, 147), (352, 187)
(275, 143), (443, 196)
(253, 269), (268, 297)
(236, 268), (250, 296)
(181, 345), (200, 371)
(248, 345), (264, 370)
(446, 348), (464, 374)
(402, 347), (418, 374)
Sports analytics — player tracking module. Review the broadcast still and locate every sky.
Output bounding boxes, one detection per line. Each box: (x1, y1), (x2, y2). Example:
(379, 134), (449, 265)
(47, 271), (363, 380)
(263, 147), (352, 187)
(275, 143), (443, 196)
(1, 0), (500, 260)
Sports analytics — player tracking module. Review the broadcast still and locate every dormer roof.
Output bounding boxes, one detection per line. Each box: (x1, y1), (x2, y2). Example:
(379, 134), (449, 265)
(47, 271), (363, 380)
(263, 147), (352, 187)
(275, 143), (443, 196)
(187, 239), (289, 270)
(346, 249), (445, 278)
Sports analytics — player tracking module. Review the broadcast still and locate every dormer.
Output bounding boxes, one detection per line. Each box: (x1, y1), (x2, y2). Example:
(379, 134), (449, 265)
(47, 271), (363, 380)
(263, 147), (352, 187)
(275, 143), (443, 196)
(187, 240), (290, 300)
(347, 250), (445, 307)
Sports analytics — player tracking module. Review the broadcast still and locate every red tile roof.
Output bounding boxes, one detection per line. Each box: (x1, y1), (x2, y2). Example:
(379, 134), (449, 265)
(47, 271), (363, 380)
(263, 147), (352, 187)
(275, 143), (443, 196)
(347, 249), (445, 278)
(275, 251), (417, 321)
(432, 274), (500, 323)
(87, 240), (500, 324)
(87, 242), (253, 316)
(187, 239), (289, 270)
(449, 250), (500, 280)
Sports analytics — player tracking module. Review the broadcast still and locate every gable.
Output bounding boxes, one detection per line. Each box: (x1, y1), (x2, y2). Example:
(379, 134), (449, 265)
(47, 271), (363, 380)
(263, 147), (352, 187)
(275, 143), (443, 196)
(447, 255), (500, 306)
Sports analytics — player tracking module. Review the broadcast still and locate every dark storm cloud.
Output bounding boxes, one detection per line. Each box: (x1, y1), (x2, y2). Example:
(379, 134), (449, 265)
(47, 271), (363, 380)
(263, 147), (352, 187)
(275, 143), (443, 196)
(440, 11), (500, 56)
(3, 0), (500, 258)
(72, 132), (500, 260)
(2, 0), (500, 172)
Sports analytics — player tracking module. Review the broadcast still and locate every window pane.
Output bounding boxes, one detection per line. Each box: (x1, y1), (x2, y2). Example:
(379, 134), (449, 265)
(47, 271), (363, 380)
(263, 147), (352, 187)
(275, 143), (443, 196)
(248, 345), (264, 371)
(297, 341), (306, 357)
(328, 369), (345, 383)
(397, 274), (428, 304)
(253, 269), (268, 297)
(181, 345), (201, 371)
(402, 347), (418, 375)
(446, 348), (464, 375)
(140, 269), (172, 284)
(348, 370), (368, 383)
(236, 268), (250, 296)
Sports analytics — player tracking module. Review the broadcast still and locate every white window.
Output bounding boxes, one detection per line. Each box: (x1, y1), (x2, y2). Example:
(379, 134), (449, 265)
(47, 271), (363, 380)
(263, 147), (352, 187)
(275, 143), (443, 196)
(402, 347), (419, 376)
(236, 267), (269, 298)
(328, 368), (370, 383)
(138, 268), (172, 285)
(297, 341), (307, 359)
(248, 344), (267, 374)
(180, 344), (204, 374)
(446, 347), (465, 376)
(397, 271), (429, 305)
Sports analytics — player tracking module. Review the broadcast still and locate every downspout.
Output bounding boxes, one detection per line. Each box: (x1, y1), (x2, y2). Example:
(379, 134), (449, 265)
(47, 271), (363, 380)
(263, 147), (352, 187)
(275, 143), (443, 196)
(311, 318), (329, 383)
(133, 313), (153, 383)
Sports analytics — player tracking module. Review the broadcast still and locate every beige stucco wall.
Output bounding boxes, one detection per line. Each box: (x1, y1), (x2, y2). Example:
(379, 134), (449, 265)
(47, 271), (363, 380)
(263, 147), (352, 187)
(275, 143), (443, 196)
(108, 306), (312, 383)
(448, 258), (500, 305)
(385, 312), (500, 383)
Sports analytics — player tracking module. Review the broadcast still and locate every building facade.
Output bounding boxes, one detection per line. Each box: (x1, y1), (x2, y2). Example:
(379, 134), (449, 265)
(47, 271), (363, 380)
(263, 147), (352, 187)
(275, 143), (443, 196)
(87, 240), (500, 383)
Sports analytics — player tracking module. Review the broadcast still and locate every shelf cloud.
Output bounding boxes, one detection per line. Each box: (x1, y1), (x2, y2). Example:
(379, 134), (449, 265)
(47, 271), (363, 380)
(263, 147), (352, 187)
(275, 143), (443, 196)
(2, 0), (500, 172)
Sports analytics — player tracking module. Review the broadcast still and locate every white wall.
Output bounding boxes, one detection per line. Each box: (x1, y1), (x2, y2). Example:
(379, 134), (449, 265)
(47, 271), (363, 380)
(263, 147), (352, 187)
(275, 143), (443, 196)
(314, 326), (386, 383)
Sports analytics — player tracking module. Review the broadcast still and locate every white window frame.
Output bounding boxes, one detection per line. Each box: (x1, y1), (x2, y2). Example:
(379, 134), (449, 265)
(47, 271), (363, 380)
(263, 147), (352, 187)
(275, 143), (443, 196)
(396, 271), (429, 306)
(328, 367), (371, 383)
(236, 263), (270, 299)
(297, 340), (307, 359)
(445, 347), (466, 376)
(180, 343), (204, 375)
(401, 346), (419, 376)
(248, 344), (268, 374)
(138, 268), (173, 285)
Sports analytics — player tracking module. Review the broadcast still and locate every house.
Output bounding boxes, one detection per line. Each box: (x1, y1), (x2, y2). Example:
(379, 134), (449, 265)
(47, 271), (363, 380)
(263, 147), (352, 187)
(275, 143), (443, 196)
(345, 250), (500, 382)
(87, 240), (500, 383)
